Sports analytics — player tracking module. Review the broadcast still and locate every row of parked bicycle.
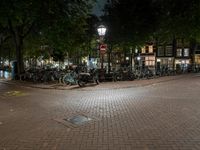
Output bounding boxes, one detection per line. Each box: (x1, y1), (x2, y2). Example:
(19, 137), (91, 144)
(18, 65), (200, 86)
(21, 66), (98, 87)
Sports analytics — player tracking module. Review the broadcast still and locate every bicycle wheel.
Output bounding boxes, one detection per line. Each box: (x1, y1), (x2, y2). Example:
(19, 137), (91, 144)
(78, 80), (85, 87)
(62, 73), (71, 85)
(95, 79), (99, 84)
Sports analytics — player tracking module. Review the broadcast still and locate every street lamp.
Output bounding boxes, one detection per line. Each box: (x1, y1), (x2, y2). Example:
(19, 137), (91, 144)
(97, 25), (107, 37)
(137, 56), (141, 61)
(137, 56), (141, 71)
(97, 25), (107, 81)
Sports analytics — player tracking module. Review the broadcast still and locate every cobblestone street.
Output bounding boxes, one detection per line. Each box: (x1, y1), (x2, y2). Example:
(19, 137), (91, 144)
(0, 74), (200, 150)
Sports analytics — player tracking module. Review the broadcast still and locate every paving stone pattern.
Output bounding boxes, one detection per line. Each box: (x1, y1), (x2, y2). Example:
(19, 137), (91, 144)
(0, 74), (200, 150)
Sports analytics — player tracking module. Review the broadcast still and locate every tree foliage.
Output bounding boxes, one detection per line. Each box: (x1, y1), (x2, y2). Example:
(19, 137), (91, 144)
(0, 0), (95, 74)
(103, 0), (200, 46)
(154, 0), (200, 41)
(103, 0), (158, 46)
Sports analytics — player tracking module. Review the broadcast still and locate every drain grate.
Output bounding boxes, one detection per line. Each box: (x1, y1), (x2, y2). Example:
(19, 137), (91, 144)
(64, 115), (92, 125)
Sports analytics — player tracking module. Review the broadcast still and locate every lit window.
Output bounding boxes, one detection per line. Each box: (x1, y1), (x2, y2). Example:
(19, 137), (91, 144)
(186, 60), (190, 64)
(149, 45), (153, 53)
(141, 47), (146, 53)
(135, 48), (138, 53)
(195, 55), (200, 64)
(176, 49), (182, 57)
(184, 48), (189, 57)
(145, 56), (155, 66)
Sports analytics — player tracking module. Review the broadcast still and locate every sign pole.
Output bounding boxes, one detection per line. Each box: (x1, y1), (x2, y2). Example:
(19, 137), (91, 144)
(99, 44), (107, 81)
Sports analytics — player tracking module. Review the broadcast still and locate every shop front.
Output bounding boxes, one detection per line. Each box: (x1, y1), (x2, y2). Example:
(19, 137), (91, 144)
(175, 59), (191, 72)
(194, 55), (200, 64)
(156, 57), (174, 70)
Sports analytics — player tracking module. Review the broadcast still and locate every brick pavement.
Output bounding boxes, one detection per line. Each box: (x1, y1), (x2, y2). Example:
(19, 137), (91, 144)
(0, 74), (200, 150)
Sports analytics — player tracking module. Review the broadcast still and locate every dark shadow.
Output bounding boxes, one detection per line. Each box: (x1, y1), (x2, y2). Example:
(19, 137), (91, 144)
(69, 83), (99, 90)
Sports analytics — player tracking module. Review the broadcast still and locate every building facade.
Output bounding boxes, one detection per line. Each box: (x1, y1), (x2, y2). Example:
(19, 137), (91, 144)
(174, 38), (192, 72)
(154, 38), (193, 72)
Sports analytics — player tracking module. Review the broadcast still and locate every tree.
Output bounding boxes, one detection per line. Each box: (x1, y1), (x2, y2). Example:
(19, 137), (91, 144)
(152, 0), (200, 42)
(82, 15), (99, 57)
(103, 0), (200, 44)
(0, 25), (12, 68)
(103, 0), (158, 46)
(0, 0), (42, 74)
(0, 0), (95, 76)
(101, 0), (159, 70)
(38, 0), (96, 63)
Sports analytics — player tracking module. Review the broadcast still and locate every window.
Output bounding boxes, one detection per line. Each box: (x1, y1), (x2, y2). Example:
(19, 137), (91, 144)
(157, 46), (164, 56)
(176, 49), (182, 57)
(145, 56), (155, 66)
(145, 46), (148, 53)
(184, 48), (189, 57)
(135, 48), (138, 54)
(195, 55), (200, 64)
(196, 51), (200, 54)
(165, 45), (173, 56)
(141, 47), (146, 54)
(149, 45), (153, 53)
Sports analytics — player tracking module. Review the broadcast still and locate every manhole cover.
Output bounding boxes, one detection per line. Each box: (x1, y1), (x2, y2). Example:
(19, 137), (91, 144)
(65, 115), (92, 125)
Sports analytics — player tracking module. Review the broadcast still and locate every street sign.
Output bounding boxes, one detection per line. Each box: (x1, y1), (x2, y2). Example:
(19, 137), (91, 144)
(100, 44), (107, 54)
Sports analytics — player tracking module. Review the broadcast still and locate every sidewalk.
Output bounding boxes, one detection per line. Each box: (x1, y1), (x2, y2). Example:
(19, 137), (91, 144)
(1, 73), (200, 150)
(0, 74), (189, 90)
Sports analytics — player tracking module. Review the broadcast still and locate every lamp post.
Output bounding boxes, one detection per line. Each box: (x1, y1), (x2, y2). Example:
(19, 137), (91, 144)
(97, 25), (107, 81)
(137, 55), (141, 71)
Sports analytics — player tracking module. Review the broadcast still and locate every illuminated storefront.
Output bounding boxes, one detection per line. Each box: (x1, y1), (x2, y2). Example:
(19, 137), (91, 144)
(194, 55), (200, 64)
(156, 57), (174, 69)
(175, 59), (191, 71)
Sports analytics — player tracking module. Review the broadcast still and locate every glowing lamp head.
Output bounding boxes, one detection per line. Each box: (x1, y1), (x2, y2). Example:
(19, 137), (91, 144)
(97, 25), (107, 36)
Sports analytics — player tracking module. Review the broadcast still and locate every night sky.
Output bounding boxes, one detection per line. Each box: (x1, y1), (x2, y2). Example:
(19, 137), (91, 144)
(92, 0), (107, 16)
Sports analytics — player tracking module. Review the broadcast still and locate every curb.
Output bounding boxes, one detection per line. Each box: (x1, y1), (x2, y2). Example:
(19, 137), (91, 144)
(0, 74), (191, 90)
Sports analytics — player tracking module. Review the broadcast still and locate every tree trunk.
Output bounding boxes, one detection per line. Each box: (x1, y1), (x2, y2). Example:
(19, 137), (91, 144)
(0, 39), (2, 69)
(0, 46), (2, 69)
(8, 20), (25, 78)
(130, 48), (133, 71)
(8, 47), (11, 68)
(108, 44), (112, 73)
(15, 35), (24, 76)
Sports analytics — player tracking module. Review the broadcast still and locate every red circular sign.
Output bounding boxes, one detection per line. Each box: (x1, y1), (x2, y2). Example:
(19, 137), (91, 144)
(100, 44), (107, 54)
